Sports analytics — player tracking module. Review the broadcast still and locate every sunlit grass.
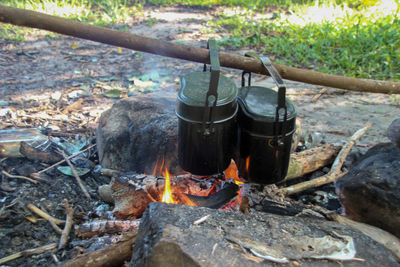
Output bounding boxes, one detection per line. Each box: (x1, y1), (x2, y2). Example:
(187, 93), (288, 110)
(216, 0), (400, 81)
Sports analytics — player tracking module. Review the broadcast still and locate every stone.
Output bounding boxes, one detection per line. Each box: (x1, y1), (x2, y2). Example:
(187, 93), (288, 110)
(96, 90), (183, 174)
(387, 118), (400, 148)
(335, 142), (400, 238)
(131, 202), (398, 266)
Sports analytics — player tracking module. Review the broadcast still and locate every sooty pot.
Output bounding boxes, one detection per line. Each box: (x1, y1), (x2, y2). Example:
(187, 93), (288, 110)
(236, 54), (296, 184)
(176, 40), (238, 175)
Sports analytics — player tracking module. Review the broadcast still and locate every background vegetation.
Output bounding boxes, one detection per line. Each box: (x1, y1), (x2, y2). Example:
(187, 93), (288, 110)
(2, 0), (399, 81)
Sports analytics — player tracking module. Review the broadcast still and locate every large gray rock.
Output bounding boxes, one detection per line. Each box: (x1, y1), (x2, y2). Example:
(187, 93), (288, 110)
(96, 90), (183, 174)
(131, 202), (399, 266)
(387, 118), (400, 148)
(335, 143), (400, 238)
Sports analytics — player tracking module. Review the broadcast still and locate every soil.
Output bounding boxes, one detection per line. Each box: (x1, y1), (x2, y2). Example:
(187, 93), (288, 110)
(0, 6), (398, 266)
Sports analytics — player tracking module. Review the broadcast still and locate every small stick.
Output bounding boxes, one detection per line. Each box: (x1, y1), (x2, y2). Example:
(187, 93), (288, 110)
(99, 167), (120, 177)
(61, 150), (91, 199)
(58, 199), (74, 249)
(143, 187), (157, 202)
(51, 254), (59, 264)
(280, 122), (372, 195)
(37, 144), (96, 174)
(0, 243), (57, 265)
(194, 215), (210, 225)
(311, 88), (328, 102)
(2, 170), (38, 184)
(48, 218), (63, 235)
(26, 203), (65, 225)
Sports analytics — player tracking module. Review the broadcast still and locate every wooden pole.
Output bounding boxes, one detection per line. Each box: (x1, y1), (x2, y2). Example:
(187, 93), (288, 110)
(0, 4), (399, 94)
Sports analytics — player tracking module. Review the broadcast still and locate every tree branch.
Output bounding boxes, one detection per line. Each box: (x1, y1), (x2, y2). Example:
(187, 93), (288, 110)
(0, 4), (398, 94)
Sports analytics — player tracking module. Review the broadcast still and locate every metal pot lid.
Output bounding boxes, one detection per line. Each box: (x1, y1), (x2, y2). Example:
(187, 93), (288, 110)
(179, 72), (237, 106)
(238, 86), (296, 121)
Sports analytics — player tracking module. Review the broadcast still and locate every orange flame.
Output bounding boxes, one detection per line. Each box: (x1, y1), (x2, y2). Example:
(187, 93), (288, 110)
(245, 156), (250, 173)
(177, 192), (197, 206)
(161, 168), (178, 204)
(224, 160), (244, 206)
(224, 160), (243, 186)
(152, 155), (165, 175)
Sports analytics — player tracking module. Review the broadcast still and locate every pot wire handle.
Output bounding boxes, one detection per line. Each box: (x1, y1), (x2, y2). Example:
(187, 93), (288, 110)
(202, 39), (220, 135)
(244, 52), (288, 130)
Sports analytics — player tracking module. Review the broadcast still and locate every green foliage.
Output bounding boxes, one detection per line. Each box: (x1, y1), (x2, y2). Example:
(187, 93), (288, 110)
(215, 2), (400, 81)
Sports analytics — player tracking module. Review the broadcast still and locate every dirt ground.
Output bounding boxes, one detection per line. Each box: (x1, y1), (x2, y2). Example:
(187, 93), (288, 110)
(0, 6), (398, 266)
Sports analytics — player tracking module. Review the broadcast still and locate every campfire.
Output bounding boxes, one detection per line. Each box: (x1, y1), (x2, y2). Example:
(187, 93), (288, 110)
(153, 157), (244, 210)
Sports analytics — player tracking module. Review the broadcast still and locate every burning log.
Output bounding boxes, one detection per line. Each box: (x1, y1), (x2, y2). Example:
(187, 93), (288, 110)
(185, 183), (239, 209)
(100, 173), (228, 218)
(98, 143), (341, 218)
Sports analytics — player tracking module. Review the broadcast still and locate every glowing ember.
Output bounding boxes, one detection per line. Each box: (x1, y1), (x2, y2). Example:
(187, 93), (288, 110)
(161, 168), (177, 204)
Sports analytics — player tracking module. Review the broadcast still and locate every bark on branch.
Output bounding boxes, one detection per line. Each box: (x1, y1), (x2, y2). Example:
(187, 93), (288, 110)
(0, 4), (399, 94)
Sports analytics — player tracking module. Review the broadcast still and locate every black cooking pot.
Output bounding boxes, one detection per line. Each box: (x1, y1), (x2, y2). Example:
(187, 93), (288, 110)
(236, 53), (296, 184)
(176, 40), (238, 175)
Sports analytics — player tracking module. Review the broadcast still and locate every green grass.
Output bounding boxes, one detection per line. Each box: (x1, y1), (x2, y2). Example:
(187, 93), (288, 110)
(1, 0), (399, 81)
(214, 1), (400, 81)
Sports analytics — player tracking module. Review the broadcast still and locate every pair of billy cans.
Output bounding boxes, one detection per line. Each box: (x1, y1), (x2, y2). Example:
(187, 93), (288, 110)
(176, 39), (296, 184)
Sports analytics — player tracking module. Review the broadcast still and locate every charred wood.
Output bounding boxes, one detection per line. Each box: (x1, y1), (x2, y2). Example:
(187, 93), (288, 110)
(59, 231), (137, 267)
(75, 219), (140, 238)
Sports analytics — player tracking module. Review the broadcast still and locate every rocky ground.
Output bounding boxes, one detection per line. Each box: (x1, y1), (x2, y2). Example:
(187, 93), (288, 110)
(0, 6), (398, 266)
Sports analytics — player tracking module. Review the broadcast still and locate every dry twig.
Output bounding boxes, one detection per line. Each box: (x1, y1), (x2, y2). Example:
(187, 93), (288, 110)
(194, 215), (210, 225)
(280, 122), (372, 195)
(37, 144), (96, 174)
(26, 203), (65, 225)
(2, 170), (38, 184)
(60, 150), (91, 199)
(311, 88), (328, 102)
(0, 243), (57, 265)
(58, 199), (75, 249)
(48, 218), (63, 235)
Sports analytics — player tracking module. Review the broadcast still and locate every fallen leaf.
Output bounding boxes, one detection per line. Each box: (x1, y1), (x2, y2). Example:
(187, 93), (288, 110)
(103, 89), (122, 98)
(57, 166), (91, 177)
(64, 98), (83, 114)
